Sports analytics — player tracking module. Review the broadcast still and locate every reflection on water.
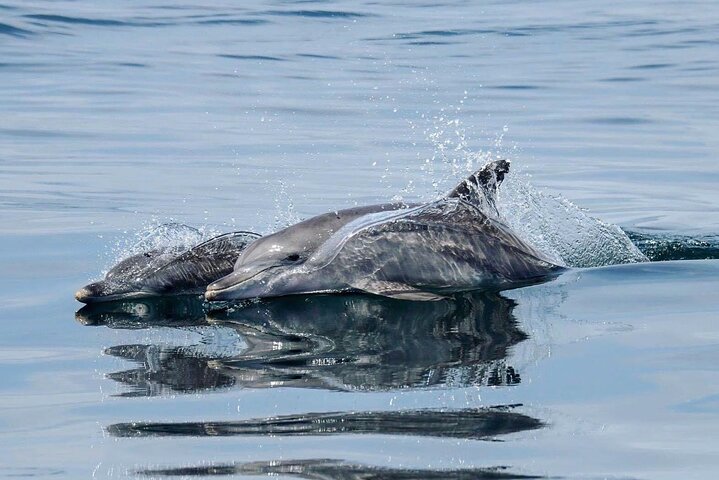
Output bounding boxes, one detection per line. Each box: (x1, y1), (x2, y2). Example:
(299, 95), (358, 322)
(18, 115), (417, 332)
(75, 295), (207, 329)
(138, 458), (541, 479)
(211, 293), (526, 391)
(77, 292), (527, 395)
(77, 296), (236, 396)
(103, 344), (236, 397)
(108, 405), (542, 440)
(78, 292), (541, 478)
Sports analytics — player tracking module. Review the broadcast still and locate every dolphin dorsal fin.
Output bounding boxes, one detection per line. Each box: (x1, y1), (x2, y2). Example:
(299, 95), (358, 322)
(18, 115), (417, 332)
(447, 159), (510, 214)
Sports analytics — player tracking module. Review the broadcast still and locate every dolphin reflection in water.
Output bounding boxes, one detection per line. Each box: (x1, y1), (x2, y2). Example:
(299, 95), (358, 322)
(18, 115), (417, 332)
(77, 296), (234, 397)
(209, 291), (526, 391)
(81, 292), (545, 476)
(137, 459), (541, 480)
(109, 404), (542, 441)
(77, 290), (528, 395)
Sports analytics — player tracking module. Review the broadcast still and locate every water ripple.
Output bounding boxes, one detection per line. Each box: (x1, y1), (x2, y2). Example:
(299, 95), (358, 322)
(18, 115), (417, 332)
(585, 117), (652, 125)
(626, 231), (719, 261)
(296, 53), (341, 60)
(630, 62), (675, 70)
(385, 19), (665, 43)
(194, 18), (268, 26)
(22, 13), (268, 29)
(602, 76), (644, 83)
(217, 54), (285, 61)
(24, 14), (139, 27)
(490, 84), (546, 90)
(259, 10), (376, 19)
(0, 21), (32, 36)
(262, 9), (374, 19)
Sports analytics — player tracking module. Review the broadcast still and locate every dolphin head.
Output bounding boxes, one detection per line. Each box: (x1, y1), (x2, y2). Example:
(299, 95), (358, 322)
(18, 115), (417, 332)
(205, 203), (407, 301)
(76, 232), (259, 304)
(205, 262), (319, 301)
(75, 249), (172, 303)
(74, 279), (154, 304)
(205, 222), (337, 301)
(204, 222), (319, 301)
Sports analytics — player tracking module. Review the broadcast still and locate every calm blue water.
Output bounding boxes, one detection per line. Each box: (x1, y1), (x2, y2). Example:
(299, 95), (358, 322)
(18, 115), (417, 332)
(1, 1), (719, 479)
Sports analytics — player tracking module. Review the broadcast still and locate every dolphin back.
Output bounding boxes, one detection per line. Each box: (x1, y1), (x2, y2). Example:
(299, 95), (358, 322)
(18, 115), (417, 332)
(300, 198), (561, 299)
(142, 231), (260, 294)
(104, 248), (180, 282)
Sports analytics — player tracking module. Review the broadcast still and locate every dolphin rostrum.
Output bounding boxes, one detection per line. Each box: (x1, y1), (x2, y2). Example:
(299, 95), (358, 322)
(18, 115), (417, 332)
(206, 160), (563, 302)
(75, 231), (259, 303)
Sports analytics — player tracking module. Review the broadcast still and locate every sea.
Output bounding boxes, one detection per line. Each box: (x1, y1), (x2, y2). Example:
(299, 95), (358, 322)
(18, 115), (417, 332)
(1, 1), (719, 478)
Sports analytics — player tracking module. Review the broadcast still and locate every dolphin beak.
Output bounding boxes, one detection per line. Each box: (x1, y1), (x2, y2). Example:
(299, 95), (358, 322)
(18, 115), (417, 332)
(205, 270), (247, 301)
(75, 287), (92, 303)
(205, 267), (272, 301)
(75, 281), (151, 304)
(74, 307), (99, 326)
(204, 288), (221, 302)
(75, 283), (104, 304)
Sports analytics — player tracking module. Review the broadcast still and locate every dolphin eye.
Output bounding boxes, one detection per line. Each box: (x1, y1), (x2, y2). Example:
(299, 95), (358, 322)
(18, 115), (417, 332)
(285, 253), (301, 262)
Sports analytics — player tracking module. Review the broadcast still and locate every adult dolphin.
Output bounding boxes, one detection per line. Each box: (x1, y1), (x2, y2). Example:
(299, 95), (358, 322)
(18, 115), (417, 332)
(75, 231), (259, 304)
(206, 160), (563, 302)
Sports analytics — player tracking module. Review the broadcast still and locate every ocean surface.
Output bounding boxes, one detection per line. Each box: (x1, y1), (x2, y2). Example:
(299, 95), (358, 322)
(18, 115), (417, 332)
(1, 1), (719, 479)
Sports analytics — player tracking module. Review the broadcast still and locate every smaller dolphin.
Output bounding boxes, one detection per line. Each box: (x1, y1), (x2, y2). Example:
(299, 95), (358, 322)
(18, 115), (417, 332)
(75, 231), (259, 304)
(206, 160), (563, 302)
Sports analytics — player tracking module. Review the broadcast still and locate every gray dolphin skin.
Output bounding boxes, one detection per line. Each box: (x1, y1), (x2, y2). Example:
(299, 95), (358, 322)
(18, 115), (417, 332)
(206, 160), (563, 302)
(75, 231), (260, 304)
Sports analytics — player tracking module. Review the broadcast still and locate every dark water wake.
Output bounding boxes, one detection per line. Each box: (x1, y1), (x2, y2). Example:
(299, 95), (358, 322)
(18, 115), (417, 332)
(625, 231), (719, 261)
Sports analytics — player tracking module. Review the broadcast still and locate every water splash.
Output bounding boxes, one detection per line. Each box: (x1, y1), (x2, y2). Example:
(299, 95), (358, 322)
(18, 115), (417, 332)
(411, 94), (497, 200)
(103, 222), (221, 276)
(271, 180), (301, 233)
(497, 175), (648, 267)
(415, 110), (646, 267)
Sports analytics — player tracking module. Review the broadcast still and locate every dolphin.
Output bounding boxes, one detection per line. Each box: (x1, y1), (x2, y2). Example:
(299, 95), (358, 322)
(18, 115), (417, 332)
(206, 160), (563, 302)
(75, 231), (259, 304)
